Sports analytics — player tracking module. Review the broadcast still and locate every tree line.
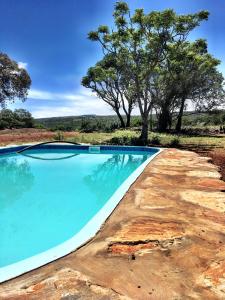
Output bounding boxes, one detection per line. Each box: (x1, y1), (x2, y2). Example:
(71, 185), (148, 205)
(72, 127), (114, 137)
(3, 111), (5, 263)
(82, 1), (225, 144)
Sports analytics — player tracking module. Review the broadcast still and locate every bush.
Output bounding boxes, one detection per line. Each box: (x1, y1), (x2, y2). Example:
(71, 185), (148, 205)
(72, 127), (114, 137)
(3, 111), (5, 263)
(80, 120), (96, 132)
(170, 136), (180, 147)
(104, 122), (119, 132)
(110, 136), (129, 145)
(13, 109), (34, 128)
(0, 109), (15, 129)
(109, 135), (142, 146)
(54, 131), (64, 141)
(34, 123), (46, 129)
(0, 119), (9, 130)
(0, 108), (34, 129)
(52, 124), (73, 131)
(131, 117), (142, 127)
(150, 134), (161, 145)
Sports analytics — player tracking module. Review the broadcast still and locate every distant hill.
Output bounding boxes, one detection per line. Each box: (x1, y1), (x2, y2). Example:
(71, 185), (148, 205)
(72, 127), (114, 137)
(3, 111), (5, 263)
(34, 110), (225, 131)
(35, 115), (125, 131)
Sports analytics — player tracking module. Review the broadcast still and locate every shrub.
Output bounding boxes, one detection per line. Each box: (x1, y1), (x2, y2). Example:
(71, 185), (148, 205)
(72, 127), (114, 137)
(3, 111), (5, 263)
(54, 131), (64, 141)
(131, 117), (142, 127)
(0, 108), (34, 129)
(13, 109), (34, 128)
(110, 136), (128, 145)
(109, 135), (142, 146)
(34, 123), (46, 129)
(150, 134), (161, 145)
(170, 136), (180, 147)
(0, 119), (8, 130)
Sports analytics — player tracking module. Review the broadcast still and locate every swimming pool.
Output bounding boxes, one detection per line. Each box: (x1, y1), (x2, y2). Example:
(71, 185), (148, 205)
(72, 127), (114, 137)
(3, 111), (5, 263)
(0, 144), (160, 282)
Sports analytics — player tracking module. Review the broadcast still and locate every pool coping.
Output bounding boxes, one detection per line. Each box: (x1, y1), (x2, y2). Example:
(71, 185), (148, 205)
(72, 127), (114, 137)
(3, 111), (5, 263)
(0, 144), (162, 283)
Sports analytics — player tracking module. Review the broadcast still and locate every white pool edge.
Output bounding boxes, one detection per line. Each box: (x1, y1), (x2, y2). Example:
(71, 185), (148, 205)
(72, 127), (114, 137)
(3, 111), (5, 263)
(0, 146), (163, 283)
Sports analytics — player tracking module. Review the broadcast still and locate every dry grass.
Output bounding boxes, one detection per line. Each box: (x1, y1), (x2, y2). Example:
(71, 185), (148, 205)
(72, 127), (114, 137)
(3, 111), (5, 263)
(0, 128), (80, 146)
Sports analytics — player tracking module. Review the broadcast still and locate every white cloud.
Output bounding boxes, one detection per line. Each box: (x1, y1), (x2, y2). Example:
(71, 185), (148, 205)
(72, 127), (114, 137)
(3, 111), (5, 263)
(20, 87), (113, 118)
(9, 87), (140, 118)
(28, 88), (96, 102)
(31, 103), (140, 118)
(28, 89), (55, 100)
(32, 100), (113, 118)
(18, 61), (28, 69)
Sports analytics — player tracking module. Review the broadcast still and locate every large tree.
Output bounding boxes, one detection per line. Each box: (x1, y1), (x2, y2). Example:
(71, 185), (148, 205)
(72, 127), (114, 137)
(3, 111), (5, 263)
(85, 1), (209, 144)
(0, 53), (31, 108)
(172, 40), (224, 132)
(151, 39), (224, 132)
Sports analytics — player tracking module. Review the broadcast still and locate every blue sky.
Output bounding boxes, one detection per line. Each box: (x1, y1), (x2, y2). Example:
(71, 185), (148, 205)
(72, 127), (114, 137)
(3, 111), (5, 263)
(1, 0), (225, 118)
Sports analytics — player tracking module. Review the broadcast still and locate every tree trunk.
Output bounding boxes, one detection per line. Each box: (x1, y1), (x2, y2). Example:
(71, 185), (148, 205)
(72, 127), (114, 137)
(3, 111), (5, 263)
(158, 107), (171, 132)
(126, 113), (131, 127)
(115, 109), (125, 128)
(149, 108), (153, 131)
(140, 116), (149, 145)
(176, 97), (185, 132)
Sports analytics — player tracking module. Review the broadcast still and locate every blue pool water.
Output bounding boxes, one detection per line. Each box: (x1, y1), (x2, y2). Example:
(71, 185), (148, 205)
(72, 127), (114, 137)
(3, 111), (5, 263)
(0, 147), (157, 269)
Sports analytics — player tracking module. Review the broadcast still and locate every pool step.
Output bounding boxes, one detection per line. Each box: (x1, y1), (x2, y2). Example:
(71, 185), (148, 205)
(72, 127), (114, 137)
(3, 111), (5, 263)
(89, 146), (101, 154)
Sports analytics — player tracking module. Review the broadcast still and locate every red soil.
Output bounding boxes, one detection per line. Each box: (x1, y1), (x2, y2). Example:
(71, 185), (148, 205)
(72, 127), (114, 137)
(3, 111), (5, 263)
(208, 149), (225, 181)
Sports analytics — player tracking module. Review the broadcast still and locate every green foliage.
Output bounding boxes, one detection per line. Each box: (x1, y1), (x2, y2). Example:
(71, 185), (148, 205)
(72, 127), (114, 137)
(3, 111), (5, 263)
(109, 136), (141, 146)
(82, 53), (136, 128)
(35, 115), (122, 132)
(14, 109), (34, 128)
(0, 53), (31, 108)
(154, 39), (224, 132)
(53, 124), (73, 131)
(170, 136), (181, 147)
(130, 116), (142, 127)
(181, 111), (225, 127)
(34, 111), (225, 134)
(80, 119), (95, 133)
(0, 109), (14, 129)
(84, 1), (218, 144)
(79, 118), (120, 133)
(34, 123), (46, 129)
(0, 108), (34, 129)
(150, 134), (161, 145)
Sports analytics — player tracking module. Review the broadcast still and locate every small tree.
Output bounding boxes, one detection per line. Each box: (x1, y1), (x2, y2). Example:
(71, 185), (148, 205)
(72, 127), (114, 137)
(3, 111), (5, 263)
(0, 53), (31, 108)
(0, 108), (34, 129)
(14, 109), (34, 128)
(0, 109), (15, 129)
